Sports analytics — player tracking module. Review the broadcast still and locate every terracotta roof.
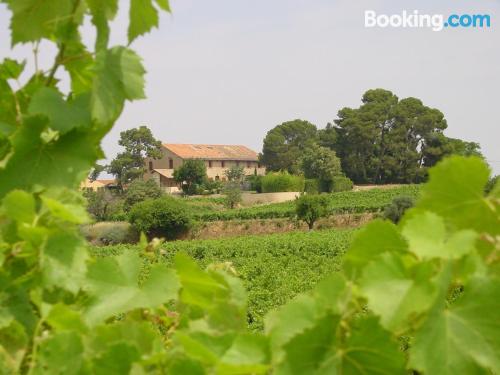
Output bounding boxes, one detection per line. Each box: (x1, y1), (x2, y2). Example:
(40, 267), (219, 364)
(163, 144), (258, 161)
(96, 179), (116, 185)
(153, 169), (174, 178)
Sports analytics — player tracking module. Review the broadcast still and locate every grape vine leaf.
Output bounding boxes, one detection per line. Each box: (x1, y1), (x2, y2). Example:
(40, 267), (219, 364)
(128, 0), (159, 43)
(4, 0), (75, 45)
(418, 156), (499, 235)
(0, 116), (101, 199)
(84, 252), (179, 325)
(45, 304), (88, 334)
(343, 219), (407, 279)
(0, 321), (27, 374)
(402, 212), (478, 260)
(42, 232), (88, 294)
(275, 315), (407, 375)
(34, 331), (89, 374)
(86, 0), (118, 51)
(155, 0), (170, 11)
(2, 190), (36, 224)
(217, 333), (270, 374)
(359, 253), (436, 331)
(91, 47), (146, 125)
(175, 253), (248, 330)
(410, 276), (500, 374)
(41, 196), (90, 224)
(0, 58), (25, 79)
(29, 88), (91, 134)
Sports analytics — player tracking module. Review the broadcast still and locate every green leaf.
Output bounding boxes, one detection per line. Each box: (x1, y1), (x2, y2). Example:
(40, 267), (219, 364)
(128, 0), (159, 44)
(29, 88), (91, 134)
(154, 0), (170, 11)
(418, 156), (499, 235)
(265, 294), (322, 359)
(46, 304), (87, 334)
(43, 232), (88, 294)
(90, 321), (161, 357)
(217, 333), (270, 374)
(0, 58), (25, 80)
(276, 316), (406, 375)
(41, 196), (90, 224)
(0, 116), (101, 199)
(91, 47), (146, 125)
(84, 252), (179, 325)
(402, 212), (478, 260)
(0, 320), (27, 373)
(174, 253), (247, 330)
(410, 276), (500, 374)
(91, 342), (140, 374)
(63, 41), (95, 94)
(174, 253), (231, 309)
(5, 0), (75, 45)
(86, 0), (118, 51)
(35, 331), (88, 374)
(2, 190), (36, 224)
(336, 317), (407, 375)
(359, 253), (436, 331)
(343, 219), (407, 279)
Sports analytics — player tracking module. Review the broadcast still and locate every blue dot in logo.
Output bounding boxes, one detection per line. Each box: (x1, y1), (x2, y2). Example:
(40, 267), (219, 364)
(444, 22), (449, 27)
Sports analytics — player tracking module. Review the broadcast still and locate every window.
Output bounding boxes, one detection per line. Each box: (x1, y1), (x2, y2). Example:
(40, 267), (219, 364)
(236, 161), (240, 167)
(247, 161), (251, 168)
(258, 163), (261, 168)
(148, 161), (153, 171)
(221, 161), (225, 168)
(169, 158), (173, 169)
(208, 160), (212, 168)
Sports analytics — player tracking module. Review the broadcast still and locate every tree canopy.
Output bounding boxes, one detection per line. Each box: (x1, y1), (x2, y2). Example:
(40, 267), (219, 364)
(259, 90), (484, 185)
(107, 125), (162, 187)
(260, 119), (318, 173)
(173, 159), (207, 195)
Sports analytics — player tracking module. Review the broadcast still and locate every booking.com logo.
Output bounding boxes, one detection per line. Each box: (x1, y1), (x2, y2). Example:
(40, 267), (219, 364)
(365, 10), (491, 31)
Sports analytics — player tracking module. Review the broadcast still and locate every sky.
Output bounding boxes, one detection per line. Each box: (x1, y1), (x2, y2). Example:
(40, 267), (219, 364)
(1, 0), (499, 173)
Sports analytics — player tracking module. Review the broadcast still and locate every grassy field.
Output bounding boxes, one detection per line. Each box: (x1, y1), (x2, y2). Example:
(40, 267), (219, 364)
(188, 185), (420, 221)
(92, 228), (354, 330)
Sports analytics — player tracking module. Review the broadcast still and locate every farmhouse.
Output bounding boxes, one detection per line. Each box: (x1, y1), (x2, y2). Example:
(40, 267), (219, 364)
(80, 178), (116, 192)
(144, 143), (266, 193)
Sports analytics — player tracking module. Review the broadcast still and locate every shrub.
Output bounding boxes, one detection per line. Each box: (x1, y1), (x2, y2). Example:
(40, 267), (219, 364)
(248, 175), (263, 193)
(224, 182), (242, 209)
(81, 222), (138, 246)
(129, 197), (192, 240)
(330, 175), (354, 192)
(383, 196), (414, 223)
(261, 172), (304, 193)
(224, 165), (245, 182)
(202, 179), (223, 194)
(173, 159), (207, 195)
(83, 189), (124, 221)
(295, 194), (329, 230)
(124, 179), (163, 211)
(304, 179), (319, 194)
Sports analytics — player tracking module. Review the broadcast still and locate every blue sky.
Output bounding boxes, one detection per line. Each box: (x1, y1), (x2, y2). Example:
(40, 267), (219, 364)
(1, 0), (499, 173)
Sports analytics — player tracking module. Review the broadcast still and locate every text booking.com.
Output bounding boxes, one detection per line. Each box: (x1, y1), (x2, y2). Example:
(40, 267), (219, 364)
(365, 10), (491, 31)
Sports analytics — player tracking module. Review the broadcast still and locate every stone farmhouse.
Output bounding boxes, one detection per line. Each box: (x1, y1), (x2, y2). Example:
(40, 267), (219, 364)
(144, 144), (266, 193)
(80, 178), (116, 192)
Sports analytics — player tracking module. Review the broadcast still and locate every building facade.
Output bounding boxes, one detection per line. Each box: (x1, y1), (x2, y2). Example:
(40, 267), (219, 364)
(144, 144), (266, 193)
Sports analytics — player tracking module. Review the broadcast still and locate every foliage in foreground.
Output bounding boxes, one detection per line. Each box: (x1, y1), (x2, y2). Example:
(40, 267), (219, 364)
(92, 229), (352, 331)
